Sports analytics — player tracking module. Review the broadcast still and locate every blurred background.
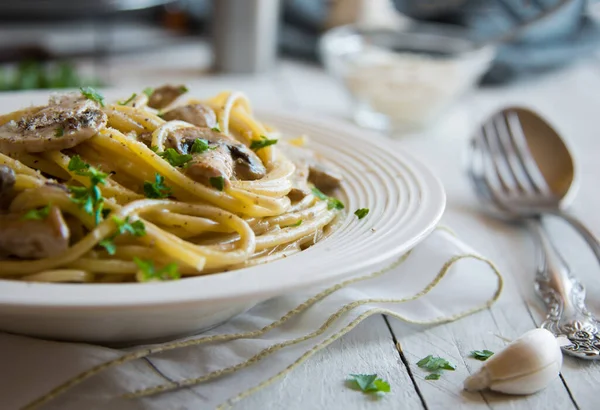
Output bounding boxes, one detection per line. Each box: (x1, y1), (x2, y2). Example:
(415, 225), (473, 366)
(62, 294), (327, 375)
(0, 0), (598, 131)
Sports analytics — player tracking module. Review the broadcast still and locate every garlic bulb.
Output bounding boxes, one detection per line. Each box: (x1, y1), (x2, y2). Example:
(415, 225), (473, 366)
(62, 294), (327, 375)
(464, 328), (562, 395)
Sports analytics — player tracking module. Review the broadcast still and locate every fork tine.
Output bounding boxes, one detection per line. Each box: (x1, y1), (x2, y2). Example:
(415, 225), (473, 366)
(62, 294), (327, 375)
(480, 116), (520, 196)
(504, 110), (554, 196)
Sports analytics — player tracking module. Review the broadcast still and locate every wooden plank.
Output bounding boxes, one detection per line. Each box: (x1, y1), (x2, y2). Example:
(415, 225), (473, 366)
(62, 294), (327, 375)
(240, 315), (424, 410)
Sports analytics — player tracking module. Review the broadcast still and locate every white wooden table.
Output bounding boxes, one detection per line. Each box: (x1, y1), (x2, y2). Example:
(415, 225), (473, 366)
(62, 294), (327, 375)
(100, 46), (600, 409)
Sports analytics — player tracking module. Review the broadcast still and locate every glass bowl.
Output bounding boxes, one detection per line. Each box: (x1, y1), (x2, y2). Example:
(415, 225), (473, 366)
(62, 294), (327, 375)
(319, 23), (496, 134)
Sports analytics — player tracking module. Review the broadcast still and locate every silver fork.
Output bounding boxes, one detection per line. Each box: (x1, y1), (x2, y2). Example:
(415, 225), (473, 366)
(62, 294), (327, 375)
(468, 111), (600, 360)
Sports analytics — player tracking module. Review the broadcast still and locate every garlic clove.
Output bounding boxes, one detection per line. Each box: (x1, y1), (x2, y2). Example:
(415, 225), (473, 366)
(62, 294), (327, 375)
(464, 328), (562, 395)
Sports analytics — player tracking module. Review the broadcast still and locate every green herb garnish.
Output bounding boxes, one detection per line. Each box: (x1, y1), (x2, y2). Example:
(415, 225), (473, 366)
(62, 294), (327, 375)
(190, 138), (215, 154)
(283, 220), (302, 228)
(99, 238), (117, 255)
(144, 173), (172, 199)
(119, 93), (137, 106)
(179, 85), (189, 93)
(67, 155), (108, 225)
(417, 355), (456, 372)
(54, 127), (64, 137)
(133, 257), (181, 282)
(425, 373), (440, 380)
(79, 86), (105, 107)
(22, 205), (51, 220)
(210, 176), (225, 191)
(354, 208), (369, 219)
(250, 135), (278, 151)
(311, 187), (345, 211)
(142, 87), (154, 97)
(347, 374), (390, 394)
(157, 148), (193, 167)
(211, 125), (221, 133)
(470, 350), (494, 361)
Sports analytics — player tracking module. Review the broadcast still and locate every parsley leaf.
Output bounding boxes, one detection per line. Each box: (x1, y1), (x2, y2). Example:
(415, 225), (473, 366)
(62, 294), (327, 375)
(113, 216), (146, 237)
(311, 187), (345, 211)
(190, 138), (215, 154)
(283, 220), (302, 228)
(79, 86), (105, 107)
(210, 176), (225, 191)
(417, 355), (456, 372)
(119, 93), (137, 106)
(211, 125), (221, 133)
(144, 173), (172, 198)
(179, 85), (189, 93)
(425, 373), (440, 380)
(67, 155), (108, 225)
(354, 208), (369, 219)
(99, 238), (117, 255)
(142, 87), (154, 97)
(250, 135), (277, 151)
(54, 127), (64, 137)
(157, 148), (193, 167)
(133, 257), (181, 282)
(470, 350), (494, 361)
(347, 374), (390, 394)
(22, 205), (51, 220)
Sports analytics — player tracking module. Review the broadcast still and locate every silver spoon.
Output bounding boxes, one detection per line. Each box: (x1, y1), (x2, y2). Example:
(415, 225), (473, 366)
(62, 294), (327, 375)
(468, 109), (600, 360)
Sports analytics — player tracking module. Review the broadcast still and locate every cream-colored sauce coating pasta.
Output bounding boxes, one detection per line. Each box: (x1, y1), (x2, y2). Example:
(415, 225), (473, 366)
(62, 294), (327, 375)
(0, 89), (341, 283)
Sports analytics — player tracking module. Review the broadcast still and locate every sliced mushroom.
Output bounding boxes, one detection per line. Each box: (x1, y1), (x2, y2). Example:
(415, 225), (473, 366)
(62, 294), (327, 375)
(308, 163), (343, 193)
(161, 104), (218, 129)
(0, 165), (16, 209)
(164, 127), (266, 184)
(148, 85), (188, 110)
(0, 94), (107, 154)
(0, 205), (70, 259)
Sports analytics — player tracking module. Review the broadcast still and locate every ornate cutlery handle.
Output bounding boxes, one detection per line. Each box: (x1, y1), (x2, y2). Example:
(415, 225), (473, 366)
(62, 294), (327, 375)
(527, 218), (600, 360)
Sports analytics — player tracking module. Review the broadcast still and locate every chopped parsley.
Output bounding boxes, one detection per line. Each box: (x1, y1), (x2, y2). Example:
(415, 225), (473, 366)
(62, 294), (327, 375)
(98, 216), (146, 255)
(67, 155), (108, 225)
(79, 86), (105, 107)
(347, 374), (390, 394)
(157, 148), (193, 167)
(142, 87), (154, 97)
(22, 205), (51, 220)
(283, 220), (302, 228)
(99, 239), (117, 255)
(54, 127), (64, 137)
(211, 125), (221, 133)
(190, 138), (215, 154)
(470, 350), (494, 361)
(134, 257), (181, 282)
(144, 173), (172, 199)
(119, 93), (137, 106)
(250, 135), (278, 151)
(354, 208), (369, 219)
(179, 85), (189, 93)
(417, 355), (456, 380)
(209, 176), (225, 191)
(311, 187), (345, 211)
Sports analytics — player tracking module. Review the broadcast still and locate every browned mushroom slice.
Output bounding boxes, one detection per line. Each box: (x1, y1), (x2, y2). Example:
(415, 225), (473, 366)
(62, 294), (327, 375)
(165, 127), (266, 183)
(0, 205), (70, 259)
(147, 85), (188, 110)
(0, 94), (107, 154)
(161, 104), (218, 129)
(0, 165), (16, 209)
(308, 163), (343, 193)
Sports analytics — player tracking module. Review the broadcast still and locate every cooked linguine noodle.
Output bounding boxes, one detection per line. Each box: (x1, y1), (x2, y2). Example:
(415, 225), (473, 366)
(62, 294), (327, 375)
(0, 86), (344, 283)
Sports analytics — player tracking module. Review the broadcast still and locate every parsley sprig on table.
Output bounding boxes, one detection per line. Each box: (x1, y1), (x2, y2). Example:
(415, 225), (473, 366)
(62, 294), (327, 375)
(134, 258), (181, 282)
(347, 374), (390, 395)
(144, 173), (172, 199)
(417, 355), (456, 381)
(311, 187), (344, 210)
(470, 350), (494, 361)
(68, 155), (108, 225)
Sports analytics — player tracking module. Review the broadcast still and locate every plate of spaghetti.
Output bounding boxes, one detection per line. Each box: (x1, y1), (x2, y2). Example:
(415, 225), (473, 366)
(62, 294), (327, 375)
(0, 86), (444, 342)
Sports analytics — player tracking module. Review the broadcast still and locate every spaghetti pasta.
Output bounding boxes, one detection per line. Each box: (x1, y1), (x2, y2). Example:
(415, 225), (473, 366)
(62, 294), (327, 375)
(0, 86), (343, 283)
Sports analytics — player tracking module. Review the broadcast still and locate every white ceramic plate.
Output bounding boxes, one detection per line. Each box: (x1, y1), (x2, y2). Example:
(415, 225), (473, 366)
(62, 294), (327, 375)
(0, 93), (445, 343)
